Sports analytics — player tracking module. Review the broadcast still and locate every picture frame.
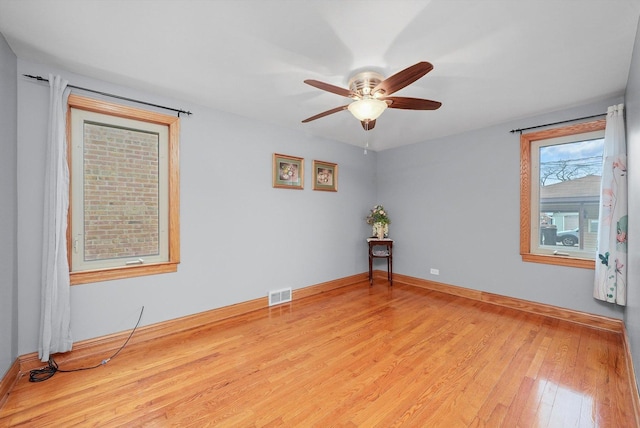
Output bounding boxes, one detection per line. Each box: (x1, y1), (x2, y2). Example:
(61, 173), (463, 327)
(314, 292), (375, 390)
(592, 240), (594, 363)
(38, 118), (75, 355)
(312, 160), (338, 192)
(272, 153), (304, 189)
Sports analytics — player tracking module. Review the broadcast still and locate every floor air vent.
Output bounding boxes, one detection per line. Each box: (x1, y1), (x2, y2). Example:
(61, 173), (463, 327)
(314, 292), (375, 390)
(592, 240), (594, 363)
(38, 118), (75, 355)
(269, 288), (292, 306)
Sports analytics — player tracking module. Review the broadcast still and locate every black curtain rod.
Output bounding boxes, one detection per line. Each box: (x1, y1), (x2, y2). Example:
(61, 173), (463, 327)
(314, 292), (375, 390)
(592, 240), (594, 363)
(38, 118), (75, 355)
(23, 74), (192, 117)
(509, 113), (606, 134)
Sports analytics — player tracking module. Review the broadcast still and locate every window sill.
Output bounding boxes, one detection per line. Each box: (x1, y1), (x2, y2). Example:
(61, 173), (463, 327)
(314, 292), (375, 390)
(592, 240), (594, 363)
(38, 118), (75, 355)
(521, 253), (595, 269)
(70, 262), (179, 285)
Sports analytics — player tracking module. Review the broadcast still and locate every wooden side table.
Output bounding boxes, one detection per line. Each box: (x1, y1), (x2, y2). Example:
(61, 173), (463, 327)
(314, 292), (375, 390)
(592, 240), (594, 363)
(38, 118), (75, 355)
(367, 238), (393, 286)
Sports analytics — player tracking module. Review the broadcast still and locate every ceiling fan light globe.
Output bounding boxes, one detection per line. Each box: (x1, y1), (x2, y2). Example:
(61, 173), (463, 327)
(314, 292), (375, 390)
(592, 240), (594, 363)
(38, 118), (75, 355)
(348, 98), (387, 121)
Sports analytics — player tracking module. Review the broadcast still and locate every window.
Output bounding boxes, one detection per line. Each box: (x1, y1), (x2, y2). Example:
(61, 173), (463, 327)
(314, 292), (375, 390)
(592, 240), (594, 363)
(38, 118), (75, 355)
(520, 120), (605, 269)
(68, 95), (180, 284)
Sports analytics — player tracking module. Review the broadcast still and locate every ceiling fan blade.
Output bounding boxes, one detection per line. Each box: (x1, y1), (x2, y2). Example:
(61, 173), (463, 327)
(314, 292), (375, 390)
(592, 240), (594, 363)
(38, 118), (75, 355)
(304, 79), (354, 98)
(361, 119), (376, 131)
(372, 62), (434, 96)
(382, 96), (442, 110)
(301, 105), (349, 123)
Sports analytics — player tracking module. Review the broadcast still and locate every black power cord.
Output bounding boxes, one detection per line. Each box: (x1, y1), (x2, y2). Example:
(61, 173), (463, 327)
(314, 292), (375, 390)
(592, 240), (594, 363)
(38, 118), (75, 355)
(29, 306), (145, 382)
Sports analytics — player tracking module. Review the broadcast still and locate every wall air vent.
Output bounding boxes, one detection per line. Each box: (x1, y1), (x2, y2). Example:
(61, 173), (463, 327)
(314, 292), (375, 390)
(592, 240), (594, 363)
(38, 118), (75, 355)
(268, 287), (292, 306)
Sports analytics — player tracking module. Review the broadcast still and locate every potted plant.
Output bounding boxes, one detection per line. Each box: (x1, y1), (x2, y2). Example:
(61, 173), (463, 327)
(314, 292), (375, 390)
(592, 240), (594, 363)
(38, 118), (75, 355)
(366, 205), (390, 239)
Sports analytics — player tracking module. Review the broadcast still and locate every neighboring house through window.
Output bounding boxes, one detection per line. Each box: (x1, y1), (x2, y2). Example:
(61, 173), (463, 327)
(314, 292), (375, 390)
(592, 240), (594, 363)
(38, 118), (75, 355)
(68, 95), (180, 284)
(520, 119), (605, 269)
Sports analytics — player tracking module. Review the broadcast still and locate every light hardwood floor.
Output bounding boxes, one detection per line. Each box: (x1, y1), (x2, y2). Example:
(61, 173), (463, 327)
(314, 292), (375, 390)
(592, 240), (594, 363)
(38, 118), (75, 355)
(1, 281), (638, 427)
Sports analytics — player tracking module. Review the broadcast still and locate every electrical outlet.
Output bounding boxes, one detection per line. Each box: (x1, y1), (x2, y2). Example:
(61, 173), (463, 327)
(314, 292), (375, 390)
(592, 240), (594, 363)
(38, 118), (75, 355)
(430, 268), (439, 275)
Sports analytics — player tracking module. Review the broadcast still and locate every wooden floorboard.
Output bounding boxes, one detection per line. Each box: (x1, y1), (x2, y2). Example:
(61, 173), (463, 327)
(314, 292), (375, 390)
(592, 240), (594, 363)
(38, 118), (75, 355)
(1, 281), (637, 427)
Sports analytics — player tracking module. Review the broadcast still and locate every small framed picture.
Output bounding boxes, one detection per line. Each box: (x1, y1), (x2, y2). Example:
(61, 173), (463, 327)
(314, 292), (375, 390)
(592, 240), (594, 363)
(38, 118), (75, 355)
(273, 153), (304, 189)
(312, 160), (338, 192)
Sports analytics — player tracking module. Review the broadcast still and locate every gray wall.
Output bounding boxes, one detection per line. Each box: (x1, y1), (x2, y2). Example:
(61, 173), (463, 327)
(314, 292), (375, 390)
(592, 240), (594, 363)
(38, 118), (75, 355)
(15, 59), (377, 355)
(376, 99), (625, 320)
(625, 16), (640, 390)
(0, 33), (17, 378)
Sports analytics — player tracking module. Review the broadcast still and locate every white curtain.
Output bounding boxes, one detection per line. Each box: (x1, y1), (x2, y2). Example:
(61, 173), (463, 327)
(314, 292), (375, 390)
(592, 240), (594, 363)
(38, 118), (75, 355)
(594, 104), (628, 305)
(39, 74), (73, 361)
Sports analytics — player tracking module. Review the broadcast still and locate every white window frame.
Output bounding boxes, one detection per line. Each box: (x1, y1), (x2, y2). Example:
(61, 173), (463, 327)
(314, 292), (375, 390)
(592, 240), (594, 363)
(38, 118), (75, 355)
(68, 95), (180, 284)
(520, 119), (605, 269)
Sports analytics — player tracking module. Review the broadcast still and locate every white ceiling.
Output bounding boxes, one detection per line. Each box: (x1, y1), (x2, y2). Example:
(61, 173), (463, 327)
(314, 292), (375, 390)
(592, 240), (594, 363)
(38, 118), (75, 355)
(1, 0), (639, 151)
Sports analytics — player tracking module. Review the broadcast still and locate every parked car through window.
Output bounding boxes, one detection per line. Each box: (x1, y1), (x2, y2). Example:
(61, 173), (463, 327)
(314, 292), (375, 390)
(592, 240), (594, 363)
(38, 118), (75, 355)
(556, 228), (579, 246)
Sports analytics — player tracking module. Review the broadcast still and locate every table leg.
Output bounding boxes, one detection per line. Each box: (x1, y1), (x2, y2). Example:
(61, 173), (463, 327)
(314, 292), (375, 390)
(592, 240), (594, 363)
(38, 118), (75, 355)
(369, 253), (373, 286)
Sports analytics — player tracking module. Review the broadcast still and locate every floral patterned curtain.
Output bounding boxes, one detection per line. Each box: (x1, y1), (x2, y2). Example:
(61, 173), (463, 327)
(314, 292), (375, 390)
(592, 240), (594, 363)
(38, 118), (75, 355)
(594, 104), (628, 305)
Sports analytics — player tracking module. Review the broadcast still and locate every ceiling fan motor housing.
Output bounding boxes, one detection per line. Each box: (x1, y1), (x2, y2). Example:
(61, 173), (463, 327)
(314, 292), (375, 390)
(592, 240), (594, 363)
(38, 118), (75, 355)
(348, 71), (385, 98)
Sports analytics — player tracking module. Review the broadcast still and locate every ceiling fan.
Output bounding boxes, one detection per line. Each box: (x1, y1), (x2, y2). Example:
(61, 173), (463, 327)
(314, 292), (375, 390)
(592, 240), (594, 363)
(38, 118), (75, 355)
(301, 61), (441, 131)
